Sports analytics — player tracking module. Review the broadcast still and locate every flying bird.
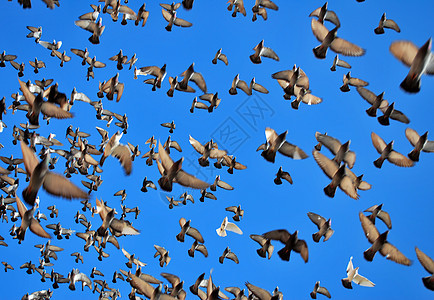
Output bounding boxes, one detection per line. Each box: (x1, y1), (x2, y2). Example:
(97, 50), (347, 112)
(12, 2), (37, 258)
(157, 141), (210, 192)
(359, 212), (412, 265)
(250, 40), (280, 64)
(307, 212), (334, 242)
(374, 13), (400, 34)
(311, 19), (365, 59)
(342, 256), (375, 289)
(371, 132), (414, 168)
(405, 128), (434, 161)
(216, 216), (243, 237)
(415, 247), (434, 291)
(262, 229), (308, 262)
(389, 38), (434, 93)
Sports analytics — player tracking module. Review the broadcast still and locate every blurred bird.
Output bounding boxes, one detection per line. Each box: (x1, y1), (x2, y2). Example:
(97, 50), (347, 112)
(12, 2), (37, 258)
(415, 247), (434, 291)
(263, 229), (308, 262)
(389, 38), (434, 93)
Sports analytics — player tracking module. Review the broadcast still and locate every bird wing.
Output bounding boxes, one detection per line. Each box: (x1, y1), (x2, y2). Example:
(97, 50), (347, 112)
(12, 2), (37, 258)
(186, 227), (204, 243)
(225, 222), (243, 235)
(371, 132), (387, 154)
(359, 212), (379, 243)
(380, 242), (412, 266)
(383, 19), (400, 32)
(377, 211), (392, 229)
(111, 144), (132, 175)
(315, 132), (342, 154)
(389, 109), (410, 124)
(30, 218), (51, 238)
(20, 141), (39, 176)
(353, 273), (375, 287)
(415, 247), (434, 274)
(129, 273), (154, 299)
(307, 212), (326, 229)
(226, 251), (239, 264)
(331, 37), (365, 57)
(176, 169), (210, 190)
(389, 41), (418, 67)
(356, 87), (379, 105)
(317, 286), (331, 298)
(174, 16), (193, 27)
(311, 19), (329, 42)
(218, 53), (228, 65)
(189, 135), (205, 154)
(40, 102), (73, 119)
(262, 229), (290, 244)
(190, 72), (207, 93)
(261, 47), (280, 61)
(158, 141), (174, 171)
(405, 128), (420, 147)
(18, 78), (35, 106)
(293, 239), (309, 262)
(236, 79), (252, 95)
(43, 172), (89, 200)
(387, 151), (414, 167)
(245, 282), (272, 300)
(279, 141), (308, 160)
(313, 150), (338, 179)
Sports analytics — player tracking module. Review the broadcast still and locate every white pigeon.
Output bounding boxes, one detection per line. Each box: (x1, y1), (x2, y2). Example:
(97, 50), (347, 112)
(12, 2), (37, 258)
(216, 216), (243, 237)
(341, 256), (375, 289)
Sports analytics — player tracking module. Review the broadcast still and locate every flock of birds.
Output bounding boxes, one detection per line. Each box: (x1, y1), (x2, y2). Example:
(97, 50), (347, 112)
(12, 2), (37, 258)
(0, 0), (433, 299)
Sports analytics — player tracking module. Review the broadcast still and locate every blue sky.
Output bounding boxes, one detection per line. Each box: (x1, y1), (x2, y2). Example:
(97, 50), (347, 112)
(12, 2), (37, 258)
(0, 0), (433, 299)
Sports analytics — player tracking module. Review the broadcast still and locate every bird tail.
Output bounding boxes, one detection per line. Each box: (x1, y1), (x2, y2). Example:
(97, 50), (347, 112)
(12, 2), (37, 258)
(400, 73), (420, 93)
(374, 27), (385, 34)
(256, 247), (267, 258)
(323, 184), (337, 198)
(340, 84), (350, 92)
(176, 232), (185, 242)
(373, 157), (385, 168)
(277, 246), (291, 261)
(249, 54), (261, 64)
(341, 279), (353, 289)
(198, 157), (210, 167)
(365, 106), (377, 117)
(364, 247), (376, 261)
(188, 249), (194, 258)
(312, 232), (321, 243)
(22, 186), (38, 206)
(291, 100), (300, 110)
(212, 58), (217, 64)
(274, 177), (282, 185)
(310, 291), (317, 299)
(88, 34), (100, 45)
(261, 149), (276, 163)
(408, 149), (420, 162)
(218, 256), (224, 264)
(27, 112), (39, 126)
(158, 176), (173, 192)
(377, 115), (390, 126)
(313, 45), (327, 59)
(167, 89), (174, 97)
